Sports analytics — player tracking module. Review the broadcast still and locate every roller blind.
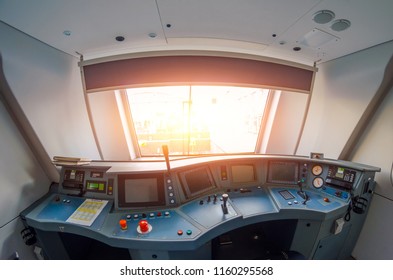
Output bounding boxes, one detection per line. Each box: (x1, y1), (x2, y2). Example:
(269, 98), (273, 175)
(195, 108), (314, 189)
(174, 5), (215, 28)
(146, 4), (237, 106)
(82, 55), (315, 93)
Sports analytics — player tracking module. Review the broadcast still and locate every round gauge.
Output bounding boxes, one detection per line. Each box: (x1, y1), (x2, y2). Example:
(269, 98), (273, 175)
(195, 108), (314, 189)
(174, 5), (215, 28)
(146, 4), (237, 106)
(312, 165), (323, 176)
(313, 177), (324, 189)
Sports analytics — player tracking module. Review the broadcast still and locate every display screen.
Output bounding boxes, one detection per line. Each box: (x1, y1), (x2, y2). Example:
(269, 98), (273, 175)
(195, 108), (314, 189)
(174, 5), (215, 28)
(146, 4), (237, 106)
(335, 167), (345, 179)
(117, 174), (165, 208)
(268, 161), (299, 184)
(180, 166), (216, 199)
(86, 180), (106, 192)
(326, 166), (356, 189)
(124, 178), (158, 203)
(62, 169), (85, 189)
(231, 164), (256, 183)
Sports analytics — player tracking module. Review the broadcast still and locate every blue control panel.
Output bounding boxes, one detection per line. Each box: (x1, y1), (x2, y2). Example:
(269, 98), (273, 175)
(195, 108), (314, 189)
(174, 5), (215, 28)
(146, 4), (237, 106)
(22, 155), (379, 259)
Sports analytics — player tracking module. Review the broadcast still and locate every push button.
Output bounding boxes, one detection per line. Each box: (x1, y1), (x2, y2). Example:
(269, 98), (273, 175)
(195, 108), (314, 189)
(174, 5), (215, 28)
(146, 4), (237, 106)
(119, 219), (127, 230)
(139, 220), (150, 233)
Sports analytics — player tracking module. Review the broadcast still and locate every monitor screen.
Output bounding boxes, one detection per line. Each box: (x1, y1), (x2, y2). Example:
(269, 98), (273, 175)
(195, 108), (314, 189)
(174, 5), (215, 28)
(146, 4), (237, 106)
(180, 166), (216, 199)
(86, 180), (106, 193)
(231, 164), (256, 183)
(117, 173), (165, 208)
(268, 161), (299, 184)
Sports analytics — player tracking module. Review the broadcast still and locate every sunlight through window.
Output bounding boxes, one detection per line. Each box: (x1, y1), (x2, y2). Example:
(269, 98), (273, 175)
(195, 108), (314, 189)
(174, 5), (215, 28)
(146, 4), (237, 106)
(126, 86), (268, 156)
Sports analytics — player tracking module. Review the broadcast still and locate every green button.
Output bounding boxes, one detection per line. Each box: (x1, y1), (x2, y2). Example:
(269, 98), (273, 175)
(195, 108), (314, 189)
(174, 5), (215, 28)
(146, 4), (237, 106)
(186, 230), (192, 235)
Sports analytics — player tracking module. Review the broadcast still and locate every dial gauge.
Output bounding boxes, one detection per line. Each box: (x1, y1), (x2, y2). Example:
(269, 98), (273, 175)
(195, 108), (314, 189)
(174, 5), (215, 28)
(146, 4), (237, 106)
(313, 177), (324, 189)
(312, 165), (323, 176)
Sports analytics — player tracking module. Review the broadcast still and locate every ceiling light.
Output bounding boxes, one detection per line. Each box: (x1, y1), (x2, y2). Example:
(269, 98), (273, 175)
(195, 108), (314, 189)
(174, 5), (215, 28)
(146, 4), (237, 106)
(312, 10), (335, 24)
(148, 33), (157, 38)
(115, 36), (125, 42)
(63, 30), (71, 36)
(330, 19), (351, 32)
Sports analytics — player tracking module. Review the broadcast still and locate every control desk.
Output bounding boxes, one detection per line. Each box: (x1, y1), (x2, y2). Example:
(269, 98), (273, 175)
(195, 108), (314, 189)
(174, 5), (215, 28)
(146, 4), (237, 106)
(22, 155), (380, 260)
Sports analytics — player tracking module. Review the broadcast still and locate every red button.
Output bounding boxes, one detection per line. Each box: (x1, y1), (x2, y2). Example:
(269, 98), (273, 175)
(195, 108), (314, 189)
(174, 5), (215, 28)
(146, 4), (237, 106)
(119, 219), (127, 230)
(177, 230), (183, 236)
(139, 220), (149, 233)
(323, 197), (330, 203)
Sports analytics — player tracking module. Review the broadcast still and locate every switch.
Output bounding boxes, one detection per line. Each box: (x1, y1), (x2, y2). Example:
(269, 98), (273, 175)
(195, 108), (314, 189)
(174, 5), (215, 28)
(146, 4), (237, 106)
(138, 220), (150, 233)
(221, 193), (229, 214)
(119, 219), (127, 230)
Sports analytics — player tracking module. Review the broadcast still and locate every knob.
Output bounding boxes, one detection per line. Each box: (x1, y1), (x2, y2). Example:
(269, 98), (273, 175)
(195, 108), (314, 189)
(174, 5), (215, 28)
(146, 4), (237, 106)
(119, 219), (127, 230)
(139, 220), (150, 233)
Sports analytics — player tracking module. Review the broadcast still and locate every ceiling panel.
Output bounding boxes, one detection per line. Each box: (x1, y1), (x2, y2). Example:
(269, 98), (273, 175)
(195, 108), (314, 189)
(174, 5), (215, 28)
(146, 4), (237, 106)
(0, 0), (166, 57)
(1, 0), (393, 65)
(157, 0), (321, 45)
(265, 0), (393, 63)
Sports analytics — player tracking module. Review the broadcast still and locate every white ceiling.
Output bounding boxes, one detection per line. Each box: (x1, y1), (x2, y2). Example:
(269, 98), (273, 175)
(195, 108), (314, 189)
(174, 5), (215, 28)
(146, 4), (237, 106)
(1, 0), (393, 65)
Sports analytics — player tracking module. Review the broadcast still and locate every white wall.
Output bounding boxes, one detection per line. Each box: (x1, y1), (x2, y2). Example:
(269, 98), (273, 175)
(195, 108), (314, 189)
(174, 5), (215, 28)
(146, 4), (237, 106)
(297, 40), (393, 159)
(0, 22), (100, 160)
(264, 91), (309, 154)
(88, 91), (132, 160)
(0, 22), (99, 259)
(297, 40), (393, 259)
(351, 86), (393, 259)
(0, 94), (50, 259)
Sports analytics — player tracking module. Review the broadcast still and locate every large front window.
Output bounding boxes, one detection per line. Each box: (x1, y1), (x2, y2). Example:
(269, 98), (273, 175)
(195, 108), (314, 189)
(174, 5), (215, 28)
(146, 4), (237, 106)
(126, 86), (268, 156)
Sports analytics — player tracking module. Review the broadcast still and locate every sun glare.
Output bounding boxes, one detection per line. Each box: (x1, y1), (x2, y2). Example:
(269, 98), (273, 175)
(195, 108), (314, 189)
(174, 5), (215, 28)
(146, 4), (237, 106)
(126, 86), (268, 156)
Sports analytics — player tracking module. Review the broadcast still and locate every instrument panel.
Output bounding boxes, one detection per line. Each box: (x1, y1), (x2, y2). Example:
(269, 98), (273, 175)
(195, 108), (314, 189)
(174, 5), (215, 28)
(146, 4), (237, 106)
(23, 155), (379, 259)
(56, 156), (368, 212)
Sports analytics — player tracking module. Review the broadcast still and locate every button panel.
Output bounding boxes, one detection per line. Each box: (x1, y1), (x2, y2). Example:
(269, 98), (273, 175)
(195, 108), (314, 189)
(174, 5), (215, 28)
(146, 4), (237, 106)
(165, 175), (177, 205)
(115, 210), (199, 240)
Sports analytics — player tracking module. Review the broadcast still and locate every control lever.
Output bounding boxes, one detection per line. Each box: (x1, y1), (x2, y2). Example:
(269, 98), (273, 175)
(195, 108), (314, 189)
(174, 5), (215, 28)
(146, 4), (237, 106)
(297, 180), (309, 204)
(221, 193), (229, 214)
(162, 145), (171, 173)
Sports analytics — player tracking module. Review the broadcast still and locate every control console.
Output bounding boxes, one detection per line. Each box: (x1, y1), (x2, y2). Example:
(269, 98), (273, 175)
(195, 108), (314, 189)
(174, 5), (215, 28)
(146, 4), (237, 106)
(21, 155), (380, 259)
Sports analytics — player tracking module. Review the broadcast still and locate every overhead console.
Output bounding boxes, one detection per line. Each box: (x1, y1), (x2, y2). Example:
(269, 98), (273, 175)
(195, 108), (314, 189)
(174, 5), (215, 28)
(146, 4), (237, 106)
(22, 155), (380, 260)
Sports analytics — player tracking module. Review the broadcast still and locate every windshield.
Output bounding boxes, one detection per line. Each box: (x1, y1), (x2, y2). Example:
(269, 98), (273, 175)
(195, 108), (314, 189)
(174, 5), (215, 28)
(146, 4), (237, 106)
(126, 85), (269, 156)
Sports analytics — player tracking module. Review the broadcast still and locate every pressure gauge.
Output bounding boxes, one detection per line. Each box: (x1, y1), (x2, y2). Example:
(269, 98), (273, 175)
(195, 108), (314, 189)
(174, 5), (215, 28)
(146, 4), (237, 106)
(312, 165), (323, 176)
(313, 177), (324, 189)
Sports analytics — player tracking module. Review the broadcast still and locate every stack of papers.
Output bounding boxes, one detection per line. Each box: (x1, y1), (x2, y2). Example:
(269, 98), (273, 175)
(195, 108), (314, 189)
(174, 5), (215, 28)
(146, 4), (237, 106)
(53, 156), (91, 166)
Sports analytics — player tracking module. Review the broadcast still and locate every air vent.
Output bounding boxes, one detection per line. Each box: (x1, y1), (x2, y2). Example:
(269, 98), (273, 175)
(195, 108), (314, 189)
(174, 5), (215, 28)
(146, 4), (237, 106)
(312, 10), (335, 24)
(331, 19), (351, 32)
